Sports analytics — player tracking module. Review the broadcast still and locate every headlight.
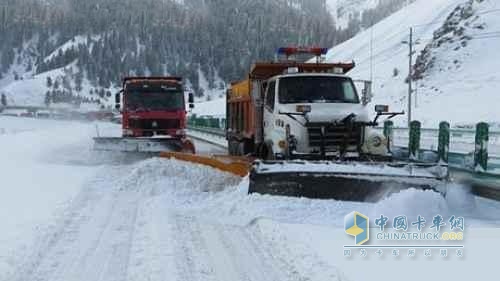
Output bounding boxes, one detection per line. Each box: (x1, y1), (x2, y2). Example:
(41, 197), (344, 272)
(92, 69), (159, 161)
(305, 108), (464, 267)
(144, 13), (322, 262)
(278, 140), (287, 149)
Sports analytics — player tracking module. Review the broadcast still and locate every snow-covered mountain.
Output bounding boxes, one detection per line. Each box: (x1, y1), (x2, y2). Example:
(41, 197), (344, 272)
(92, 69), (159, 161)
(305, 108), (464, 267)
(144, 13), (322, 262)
(326, 0), (500, 127)
(0, 0), (335, 109)
(327, 0), (379, 28)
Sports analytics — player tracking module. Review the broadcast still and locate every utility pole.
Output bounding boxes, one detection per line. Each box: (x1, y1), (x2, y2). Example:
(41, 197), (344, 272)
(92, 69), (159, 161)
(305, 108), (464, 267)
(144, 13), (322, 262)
(370, 20), (374, 83)
(407, 27), (413, 127)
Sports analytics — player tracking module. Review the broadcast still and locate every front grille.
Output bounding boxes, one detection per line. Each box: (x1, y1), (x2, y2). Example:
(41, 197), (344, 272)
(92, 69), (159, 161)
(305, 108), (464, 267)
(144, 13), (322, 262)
(307, 123), (362, 151)
(129, 119), (180, 130)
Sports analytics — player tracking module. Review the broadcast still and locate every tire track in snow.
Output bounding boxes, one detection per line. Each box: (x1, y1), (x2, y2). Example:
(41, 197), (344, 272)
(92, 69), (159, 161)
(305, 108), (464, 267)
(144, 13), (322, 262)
(205, 224), (287, 281)
(6, 167), (118, 281)
(126, 200), (302, 281)
(6, 167), (140, 281)
(171, 214), (217, 281)
(6, 156), (338, 281)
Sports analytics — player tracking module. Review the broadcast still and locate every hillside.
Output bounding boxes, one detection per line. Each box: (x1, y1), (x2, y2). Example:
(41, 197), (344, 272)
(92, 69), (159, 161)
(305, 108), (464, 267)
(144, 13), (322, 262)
(327, 0), (379, 28)
(0, 0), (335, 108)
(326, 0), (500, 127)
(0, 0), (414, 109)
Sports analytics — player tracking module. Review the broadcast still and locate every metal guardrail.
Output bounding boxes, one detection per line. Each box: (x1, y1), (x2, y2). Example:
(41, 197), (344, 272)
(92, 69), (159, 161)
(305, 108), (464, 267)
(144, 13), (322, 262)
(386, 126), (500, 136)
(189, 126), (226, 137)
(374, 127), (500, 156)
(189, 125), (500, 174)
(189, 125), (499, 200)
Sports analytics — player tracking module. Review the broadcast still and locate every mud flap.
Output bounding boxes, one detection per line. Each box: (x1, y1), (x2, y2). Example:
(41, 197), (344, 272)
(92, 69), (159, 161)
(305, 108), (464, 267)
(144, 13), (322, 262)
(249, 161), (449, 202)
(93, 137), (184, 153)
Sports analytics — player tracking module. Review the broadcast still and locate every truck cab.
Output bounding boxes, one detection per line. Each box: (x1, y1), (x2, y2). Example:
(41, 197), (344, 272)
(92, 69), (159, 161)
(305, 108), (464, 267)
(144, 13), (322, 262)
(117, 77), (194, 139)
(262, 72), (384, 160)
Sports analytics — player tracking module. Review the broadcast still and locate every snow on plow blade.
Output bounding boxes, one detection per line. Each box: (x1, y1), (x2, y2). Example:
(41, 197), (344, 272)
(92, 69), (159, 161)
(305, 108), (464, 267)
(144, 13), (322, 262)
(249, 161), (449, 202)
(160, 152), (252, 177)
(93, 137), (184, 153)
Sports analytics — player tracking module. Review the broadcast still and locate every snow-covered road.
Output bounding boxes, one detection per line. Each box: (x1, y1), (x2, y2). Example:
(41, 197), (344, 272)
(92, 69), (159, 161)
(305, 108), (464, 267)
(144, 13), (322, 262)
(2, 116), (500, 281)
(7, 162), (292, 281)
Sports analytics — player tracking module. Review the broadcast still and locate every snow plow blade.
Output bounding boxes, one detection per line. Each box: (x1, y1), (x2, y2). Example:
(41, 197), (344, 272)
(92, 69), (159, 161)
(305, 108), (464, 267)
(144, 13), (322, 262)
(160, 152), (252, 177)
(249, 161), (449, 202)
(93, 137), (192, 153)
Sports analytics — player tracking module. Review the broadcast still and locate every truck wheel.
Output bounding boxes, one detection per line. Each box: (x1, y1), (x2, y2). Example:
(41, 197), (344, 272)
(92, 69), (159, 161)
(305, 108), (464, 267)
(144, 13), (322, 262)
(228, 139), (239, 156)
(242, 139), (255, 156)
(259, 144), (275, 160)
(228, 141), (235, 155)
(238, 142), (246, 156)
(266, 146), (276, 160)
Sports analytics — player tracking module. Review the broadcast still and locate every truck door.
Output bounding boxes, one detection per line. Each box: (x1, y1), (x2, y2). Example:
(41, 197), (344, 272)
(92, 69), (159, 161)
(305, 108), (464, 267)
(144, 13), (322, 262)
(263, 80), (276, 143)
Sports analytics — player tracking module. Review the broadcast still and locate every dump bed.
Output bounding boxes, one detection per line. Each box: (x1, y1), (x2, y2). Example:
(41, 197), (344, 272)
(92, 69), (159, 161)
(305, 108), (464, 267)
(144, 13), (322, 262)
(226, 79), (256, 140)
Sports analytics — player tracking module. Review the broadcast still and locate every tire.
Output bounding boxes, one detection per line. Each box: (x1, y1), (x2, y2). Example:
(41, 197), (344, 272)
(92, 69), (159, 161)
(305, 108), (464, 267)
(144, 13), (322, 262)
(228, 139), (238, 156)
(260, 144), (274, 160)
(256, 144), (266, 159)
(237, 141), (245, 156)
(242, 139), (255, 156)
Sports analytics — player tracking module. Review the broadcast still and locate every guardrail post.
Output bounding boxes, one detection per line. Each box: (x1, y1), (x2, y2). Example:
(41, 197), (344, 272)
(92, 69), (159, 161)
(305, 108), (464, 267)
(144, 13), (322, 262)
(408, 120), (421, 160)
(438, 121), (450, 163)
(474, 122), (489, 171)
(221, 118), (227, 130)
(383, 120), (394, 153)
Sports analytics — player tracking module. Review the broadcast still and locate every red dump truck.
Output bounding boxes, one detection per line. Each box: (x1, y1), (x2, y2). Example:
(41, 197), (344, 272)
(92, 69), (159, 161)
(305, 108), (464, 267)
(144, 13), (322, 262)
(94, 77), (195, 153)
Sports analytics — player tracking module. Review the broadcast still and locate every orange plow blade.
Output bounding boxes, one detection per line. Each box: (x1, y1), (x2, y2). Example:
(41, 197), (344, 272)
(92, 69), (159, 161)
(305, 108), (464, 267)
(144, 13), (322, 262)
(159, 152), (252, 177)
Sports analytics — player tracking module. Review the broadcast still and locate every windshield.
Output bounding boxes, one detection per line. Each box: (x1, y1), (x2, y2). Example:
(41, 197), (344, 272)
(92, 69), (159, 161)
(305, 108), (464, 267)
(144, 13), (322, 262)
(278, 76), (359, 104)
(125, 84), (184, 111)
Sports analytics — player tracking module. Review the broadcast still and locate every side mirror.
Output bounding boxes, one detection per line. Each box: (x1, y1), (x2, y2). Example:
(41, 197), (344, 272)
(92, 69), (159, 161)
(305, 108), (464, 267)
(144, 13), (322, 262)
(188, 93), (195, 110)
(115, 92), (121, 104)
(375, 104), (389, 114)
(361, 81), (373, 106)
(115, 90), (122, 110)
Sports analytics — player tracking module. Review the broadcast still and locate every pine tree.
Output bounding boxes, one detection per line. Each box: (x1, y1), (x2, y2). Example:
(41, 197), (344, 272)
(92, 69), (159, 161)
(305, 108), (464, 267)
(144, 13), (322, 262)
(75, 71), (83, 92)
(1, 93), (7, 106)
(44, 91), (51, 107)
(0, 0), (411, 100)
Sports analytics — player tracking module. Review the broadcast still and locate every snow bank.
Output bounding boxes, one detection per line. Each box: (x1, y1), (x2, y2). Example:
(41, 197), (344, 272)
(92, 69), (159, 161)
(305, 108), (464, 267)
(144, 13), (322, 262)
(0, 117), (102, 277)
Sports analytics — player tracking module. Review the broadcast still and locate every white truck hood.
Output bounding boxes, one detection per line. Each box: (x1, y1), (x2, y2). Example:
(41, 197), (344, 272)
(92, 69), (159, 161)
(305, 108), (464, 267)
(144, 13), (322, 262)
(278, 103), (370, 123)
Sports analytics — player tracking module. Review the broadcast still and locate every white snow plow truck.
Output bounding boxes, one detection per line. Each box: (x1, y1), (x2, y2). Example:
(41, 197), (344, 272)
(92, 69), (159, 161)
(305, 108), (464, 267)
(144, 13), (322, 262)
(226, 47), (448, 201)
